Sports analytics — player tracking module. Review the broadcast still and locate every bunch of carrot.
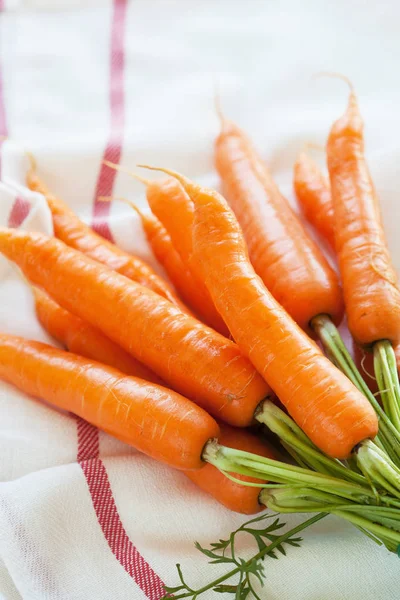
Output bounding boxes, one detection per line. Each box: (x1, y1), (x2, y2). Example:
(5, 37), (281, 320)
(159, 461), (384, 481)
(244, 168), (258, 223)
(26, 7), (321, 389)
(0, 78), (399, 561)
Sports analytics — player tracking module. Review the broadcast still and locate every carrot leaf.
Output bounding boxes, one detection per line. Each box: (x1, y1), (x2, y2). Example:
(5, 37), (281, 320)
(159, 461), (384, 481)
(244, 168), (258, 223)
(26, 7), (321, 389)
(161, 512), (325, 600)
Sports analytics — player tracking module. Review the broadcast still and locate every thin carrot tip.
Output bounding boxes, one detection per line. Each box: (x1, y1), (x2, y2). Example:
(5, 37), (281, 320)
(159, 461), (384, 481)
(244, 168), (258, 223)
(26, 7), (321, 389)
(312, 71), (355, 93)
(105, 160), (153, 186)
(26, 151), (37, 173)
(97, 195), (140, 215)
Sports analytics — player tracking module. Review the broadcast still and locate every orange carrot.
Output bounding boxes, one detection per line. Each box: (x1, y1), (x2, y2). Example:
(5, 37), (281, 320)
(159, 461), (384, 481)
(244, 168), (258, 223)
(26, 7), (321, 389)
(327, 87), (400, 347)
(0, 228), (270, 427)
(144, 177), (230, 336)
(186, 423), (274, 514)
(33, 287), (162, 384)
(26, 166), (184, 309)
(143, 167), (378, 459)
(111, 197), (208, 322)
(0, 334), (220, 470)
(293, 152), (335, 251)
(214, 118), (344, 335)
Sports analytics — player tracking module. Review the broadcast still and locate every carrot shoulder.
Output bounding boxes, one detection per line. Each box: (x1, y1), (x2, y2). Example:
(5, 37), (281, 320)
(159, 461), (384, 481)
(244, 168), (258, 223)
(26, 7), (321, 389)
(0, 228), (269, 427)
(0, 334), (219, 470)
(33, 287), (162, 384)
(293, 152), (335, 251)
(327, 90), (400, 346)
(186, 423), (274, 514)
(26, 168), (183, 308)
(215, 120), (343, 335)
(153, 170), (377, 459)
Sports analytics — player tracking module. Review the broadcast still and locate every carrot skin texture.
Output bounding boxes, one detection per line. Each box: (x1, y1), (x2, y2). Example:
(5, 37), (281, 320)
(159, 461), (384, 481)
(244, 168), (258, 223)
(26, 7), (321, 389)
(186, 423), (274, 514)
(215, 121), (344, 335)
(133, 207), (203, 320)
(0, 229), (269, 427)
(293, 153), (336, 251)
(327, 92), (400, 346)
(33, 287), (162, 384)
(146, 179), (230, 336)
(179, 177), (378, 459)
(0, 334), (220, 470)
(26, 171), (183, 308)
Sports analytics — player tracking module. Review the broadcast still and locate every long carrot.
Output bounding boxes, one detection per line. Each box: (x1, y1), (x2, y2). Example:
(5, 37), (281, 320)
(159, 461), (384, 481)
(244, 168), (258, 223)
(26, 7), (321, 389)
(2, 337), (399, 548)
(140, 167), (378, 460)
(145, 178), (230, 335)
(214, 117), (344, 336)
(0, 228), (270, 427)
(326, 87), (400, 348)
(104, 164), (229, 336)
(0, 333), (219, 470)
(294, 127), (400, 432)
(186, 423), (274, 514)
(26, 163), (184, 309)
(33, 287), (162, 384)
(293, 152), (335, 251)
(293, 147), (400, 450)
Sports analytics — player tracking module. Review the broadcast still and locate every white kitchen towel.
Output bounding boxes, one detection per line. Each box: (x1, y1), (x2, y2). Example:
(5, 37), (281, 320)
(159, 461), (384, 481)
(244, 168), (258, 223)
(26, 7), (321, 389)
(0, 1), (399, 599)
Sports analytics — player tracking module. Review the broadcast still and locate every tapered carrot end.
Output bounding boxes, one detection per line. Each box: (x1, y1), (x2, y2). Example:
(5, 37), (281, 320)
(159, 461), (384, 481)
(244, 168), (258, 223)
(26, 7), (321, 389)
(315, 72), (363, 138)
(25, 151), (39, 187)
(214, 86), (230, 134)
(313, 71), (354, 92)
(103, 161), (153, 187)
(137, 164), (191, 189)
(98, 195), (142, 216)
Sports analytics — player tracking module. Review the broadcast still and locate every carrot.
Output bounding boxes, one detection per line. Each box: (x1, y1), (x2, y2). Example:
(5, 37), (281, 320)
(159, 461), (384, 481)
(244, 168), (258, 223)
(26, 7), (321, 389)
(106, 196), (210, 323)
(0, 228), (270, 427)
(214, 117), (344, 335)
(141, 166), (379, 460)
(294, 138), (400, 443)
(144, 180), (230, 335)
(186, 423), (274, 514)
(0, 333), (220, 470)
(293, 153), (400, 399)
(326, 87), (400, 347)
(26, 163), (184, 309)
(105, 165), (229, 336)
(33, 286), (162, 384)
(2, 334), (395, 538)
(293, 152), (335, 251)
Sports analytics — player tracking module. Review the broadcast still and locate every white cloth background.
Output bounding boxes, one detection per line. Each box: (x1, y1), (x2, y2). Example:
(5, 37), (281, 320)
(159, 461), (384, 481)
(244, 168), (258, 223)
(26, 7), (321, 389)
(0, 1), (399, 598)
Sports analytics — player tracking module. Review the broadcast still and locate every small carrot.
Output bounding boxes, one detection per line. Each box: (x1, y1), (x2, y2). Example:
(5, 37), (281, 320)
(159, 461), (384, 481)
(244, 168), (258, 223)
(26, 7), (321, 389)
(293, 152), (335, 251)
(104, 163), (229, 336)
(145, 178), (230, 335)
(33, 287), (162, 384)
(26, 162), (183, 308)
(326, 86), (400, 348)
(214, 117), (344, 335)
(0, 228), (270, 427)
(186, 423), (274, 514)
(0, 333), (220, 470)
(294, 122), (400, 442)
(141, 166), (378, 459)
(105, 195), (211, 323)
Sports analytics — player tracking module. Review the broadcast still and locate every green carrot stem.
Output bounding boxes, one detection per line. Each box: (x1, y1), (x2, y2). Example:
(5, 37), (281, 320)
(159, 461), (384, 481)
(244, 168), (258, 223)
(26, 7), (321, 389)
(374, 340), (400, 430)
(204, 442), (377, 504)
(311, 314), (400, 464)
(256, 400), (366, 485)
(261, 488), (400, 552)
(356, 439), (400, 499)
